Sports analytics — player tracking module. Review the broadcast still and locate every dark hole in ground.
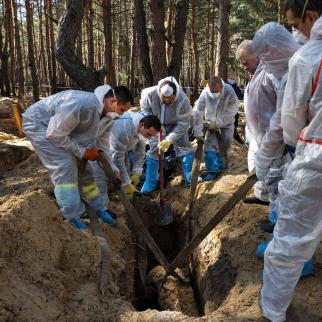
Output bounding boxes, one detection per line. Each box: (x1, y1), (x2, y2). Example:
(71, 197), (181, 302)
(133, 213), (186, 311)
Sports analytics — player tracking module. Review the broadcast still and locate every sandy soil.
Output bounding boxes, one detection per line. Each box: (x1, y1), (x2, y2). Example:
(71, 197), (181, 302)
(1, 134), (322, 322)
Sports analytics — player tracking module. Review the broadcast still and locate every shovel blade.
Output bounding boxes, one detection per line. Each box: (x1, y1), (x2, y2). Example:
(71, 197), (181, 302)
(158, 202), (173, 226)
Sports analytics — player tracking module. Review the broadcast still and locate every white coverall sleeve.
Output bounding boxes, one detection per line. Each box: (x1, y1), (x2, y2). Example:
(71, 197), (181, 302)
(46, 100), (90, 159)
(256, 81), (286, 170)
(192, 91), (206, 137)
(96, 132), (119, 173)
(166, 96), (192, 144)
(110, 121), (134, 186)
(140, 89), (153, 116)
(281, 58), (311, 147)
(131, 137), (146, 175)
(216, 90), (239, 128)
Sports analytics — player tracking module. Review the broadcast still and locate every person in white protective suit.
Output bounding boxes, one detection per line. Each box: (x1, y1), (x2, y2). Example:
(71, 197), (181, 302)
(259, 6), (322, 322)
(236, 40), (278, 205)
(251, 22), (300, 224)
(251, 22), (314, 275)
(110, 111), (161, 200)
(139, 76), (194, 193)
(22, 85), (133, 230)
(193, 75), (238, 181)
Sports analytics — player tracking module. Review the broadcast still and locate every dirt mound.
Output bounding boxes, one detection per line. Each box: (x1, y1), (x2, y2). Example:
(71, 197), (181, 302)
(0, 132), (34, 173)
(1, 141), (322, 321)
(0, 151), (137, 321)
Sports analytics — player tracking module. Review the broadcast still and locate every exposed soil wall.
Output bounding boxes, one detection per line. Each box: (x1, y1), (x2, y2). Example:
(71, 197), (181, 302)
(1, 136), (322, 322)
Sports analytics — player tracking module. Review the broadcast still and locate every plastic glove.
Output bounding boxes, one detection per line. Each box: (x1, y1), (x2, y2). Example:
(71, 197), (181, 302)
(122, 183), (138, 201)
(255, 163), (269, 181)
(84, 148), (99, 160)
(158, 139), (172, 152)
(205, 121), (219, 131)
(195, 136), (205, 143)
(131, 172), (141, 186)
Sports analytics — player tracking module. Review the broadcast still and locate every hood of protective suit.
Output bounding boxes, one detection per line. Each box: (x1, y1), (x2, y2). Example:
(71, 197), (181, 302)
(157, 76), (180, 102)
(310, 16), (322, 40)
(94, 84), (112, 115)
(205, 78), (225, 99)
(252, 22), (300, 80)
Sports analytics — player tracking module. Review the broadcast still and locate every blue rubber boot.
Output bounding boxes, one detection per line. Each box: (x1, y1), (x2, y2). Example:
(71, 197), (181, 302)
(256, 241), (314, 278)
(69, 218), (88, 230)
(302, 259), (314, 277)
(179, 151), (194, 185)
(140, 157), (159, 194)
(202, 151), (222, 181)
(256, 242), (268, 258)
(268, 208), (277, 224)
(97, 210), (116, 225)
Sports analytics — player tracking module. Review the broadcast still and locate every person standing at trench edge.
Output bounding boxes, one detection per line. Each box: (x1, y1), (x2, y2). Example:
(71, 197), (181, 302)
(22, 85), (133, 230)
(193, 75), (238, 181)
(139, 76), (195, 193)
(259, 1), (322, 321)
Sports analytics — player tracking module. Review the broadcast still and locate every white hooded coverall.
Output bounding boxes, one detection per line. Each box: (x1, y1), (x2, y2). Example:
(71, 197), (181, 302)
(140, 76), (193, 159)
(22, 86), (117, 220)
(260, 17), (322, 322)
(244, 62), (277, 201)
(193, 81), (239, 154)
(110, 111), (147, 186)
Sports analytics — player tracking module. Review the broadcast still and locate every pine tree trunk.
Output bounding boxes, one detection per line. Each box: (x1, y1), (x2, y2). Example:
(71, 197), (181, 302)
(204, 1), (211, 80)
(87, 0), (94, 69)
(216, 0), (230, 81)
(44, 0), (52, 92)
(278, 0), (284, 23)
(210, 8), (216, 75)
(130, 6), (137, 95)
(37, 0), (48, 94)
(134, 0), (153, 87)
(56, 0), (106, 90)
(47, 0), (57, 92)
(191, 0), (199, 97)
(150, 0), (167, 82)
(167, 0), (189, 80)
(166, 0), (174, 65)
(4, 0), (16, 96)
(25, 0), (40, 101)
(103, 0), (116, 85)
(12, 0), (25, 97)
(0, 22), (10, 96)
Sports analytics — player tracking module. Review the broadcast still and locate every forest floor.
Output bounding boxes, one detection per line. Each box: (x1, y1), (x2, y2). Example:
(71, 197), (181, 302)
(1, 131), (322, 322)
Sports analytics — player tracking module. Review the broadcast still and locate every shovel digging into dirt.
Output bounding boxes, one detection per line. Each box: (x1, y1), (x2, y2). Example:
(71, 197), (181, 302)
(158, 131), (173, 226)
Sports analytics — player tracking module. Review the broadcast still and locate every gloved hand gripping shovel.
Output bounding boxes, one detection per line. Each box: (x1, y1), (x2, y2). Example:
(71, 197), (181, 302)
(158, 131), (173, 226)
(78, 159), (111, 296)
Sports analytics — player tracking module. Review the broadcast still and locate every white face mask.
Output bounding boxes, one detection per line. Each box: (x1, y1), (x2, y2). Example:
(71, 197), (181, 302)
(209, 91), (221, 99)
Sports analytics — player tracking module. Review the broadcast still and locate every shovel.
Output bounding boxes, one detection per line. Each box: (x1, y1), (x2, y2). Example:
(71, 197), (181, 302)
(158, 131), (173, 226)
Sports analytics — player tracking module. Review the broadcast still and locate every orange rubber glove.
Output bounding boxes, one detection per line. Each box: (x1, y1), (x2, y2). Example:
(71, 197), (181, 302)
(84, 148), (100, 161)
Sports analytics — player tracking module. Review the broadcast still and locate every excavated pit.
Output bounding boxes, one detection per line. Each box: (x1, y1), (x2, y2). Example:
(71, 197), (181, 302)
(1, 134), (322, 321)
